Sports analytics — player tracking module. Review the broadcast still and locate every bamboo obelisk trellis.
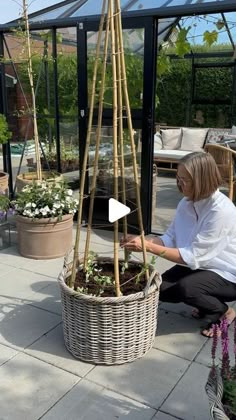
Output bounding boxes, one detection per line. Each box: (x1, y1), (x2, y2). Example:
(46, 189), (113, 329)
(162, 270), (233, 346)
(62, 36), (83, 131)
(22, 0), (42, 181)
(70, 0), (149, 295)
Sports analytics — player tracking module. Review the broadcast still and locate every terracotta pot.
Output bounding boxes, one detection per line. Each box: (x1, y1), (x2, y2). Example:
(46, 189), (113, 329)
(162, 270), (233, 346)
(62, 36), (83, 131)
(16, 214), (73, 259)
(0, 171), (9, 194)
(15, 171), (63, 193)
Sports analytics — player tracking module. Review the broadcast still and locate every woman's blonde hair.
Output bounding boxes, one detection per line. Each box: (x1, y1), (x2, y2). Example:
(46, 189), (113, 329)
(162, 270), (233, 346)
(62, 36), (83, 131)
(179, 151), (222, 202)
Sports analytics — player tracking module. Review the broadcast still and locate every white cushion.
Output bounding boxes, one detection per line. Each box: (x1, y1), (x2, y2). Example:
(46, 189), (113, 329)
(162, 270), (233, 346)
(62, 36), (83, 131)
(154, 132), (163, 151)
(180, 128), (208, 151)
(154, 149), (192, 160)
(161, 128), (182, 150)
(232, 125), (236, 135)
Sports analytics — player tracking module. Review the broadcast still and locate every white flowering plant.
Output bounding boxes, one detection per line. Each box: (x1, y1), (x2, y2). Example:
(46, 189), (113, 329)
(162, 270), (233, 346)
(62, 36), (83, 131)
(13, 181), (79, 219)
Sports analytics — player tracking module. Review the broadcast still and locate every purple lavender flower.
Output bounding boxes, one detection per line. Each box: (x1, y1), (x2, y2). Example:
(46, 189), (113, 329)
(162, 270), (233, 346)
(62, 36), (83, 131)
(211, 323), (219, 369)
(221, 318), (230, 379)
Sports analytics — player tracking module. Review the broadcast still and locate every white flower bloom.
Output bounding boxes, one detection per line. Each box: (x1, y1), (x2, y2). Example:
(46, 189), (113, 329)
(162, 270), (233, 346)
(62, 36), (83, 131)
(67, 189), (73, 196)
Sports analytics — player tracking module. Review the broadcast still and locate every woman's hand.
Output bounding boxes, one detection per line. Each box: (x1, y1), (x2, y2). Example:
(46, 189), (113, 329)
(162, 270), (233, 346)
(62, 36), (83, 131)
(120, 234), (143, 252)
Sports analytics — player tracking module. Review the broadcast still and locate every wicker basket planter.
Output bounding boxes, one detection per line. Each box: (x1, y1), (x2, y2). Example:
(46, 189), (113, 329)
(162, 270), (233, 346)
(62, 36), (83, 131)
(206, 368), (230, 420)
(58, 260), (161, 365)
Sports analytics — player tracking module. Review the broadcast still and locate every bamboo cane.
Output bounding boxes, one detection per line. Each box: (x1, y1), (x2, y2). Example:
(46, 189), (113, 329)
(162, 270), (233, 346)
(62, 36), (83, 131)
(23, 0), (42, 181)
(114, 3), (129, 265)
(70, 0), (107, 288)
(115, 0), (149, 281)
(84, 0), (111, 267)
(110, 0), (121, 297)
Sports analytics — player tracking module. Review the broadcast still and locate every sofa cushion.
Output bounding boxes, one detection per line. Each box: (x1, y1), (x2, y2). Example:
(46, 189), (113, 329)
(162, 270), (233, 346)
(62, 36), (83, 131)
(232, 125), (236, 135)
(161, 128), (182, 150)
(206, 128), (231, 144)
(154, 149), (193, 160)
(154, 132), (163, 151)
(180, 128), (208, 151)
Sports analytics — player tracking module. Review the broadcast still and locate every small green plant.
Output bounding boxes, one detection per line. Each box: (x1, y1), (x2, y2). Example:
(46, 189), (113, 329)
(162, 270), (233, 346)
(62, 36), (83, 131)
(82, 252), (114, 296)
(0, 114), (12, 145)
(0, 193), (12, 220)
(121, 250), (132, 275)
(85, 251), (98, 282)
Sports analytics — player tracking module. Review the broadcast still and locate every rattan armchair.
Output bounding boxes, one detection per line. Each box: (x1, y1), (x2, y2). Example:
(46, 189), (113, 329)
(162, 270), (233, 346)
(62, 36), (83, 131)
(204, 143), (236, 201)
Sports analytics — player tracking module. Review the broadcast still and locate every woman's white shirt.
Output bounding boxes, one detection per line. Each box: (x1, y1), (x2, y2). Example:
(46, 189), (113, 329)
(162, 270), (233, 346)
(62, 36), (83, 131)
(160, 190), (236, 284)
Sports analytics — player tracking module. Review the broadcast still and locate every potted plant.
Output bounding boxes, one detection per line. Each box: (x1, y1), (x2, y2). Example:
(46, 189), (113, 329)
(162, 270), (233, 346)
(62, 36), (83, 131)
(205, 318), (236, 420)
(13, 181), (78, 259)
(13, 0), (63, 191)
(0, 113), (11, 193)
(57, 0), (161, 365)
(27, 138), (79, 173)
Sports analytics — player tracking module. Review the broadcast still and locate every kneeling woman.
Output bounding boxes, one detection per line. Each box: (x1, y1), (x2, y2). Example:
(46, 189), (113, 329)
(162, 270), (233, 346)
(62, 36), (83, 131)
(121, 151), (236, 337)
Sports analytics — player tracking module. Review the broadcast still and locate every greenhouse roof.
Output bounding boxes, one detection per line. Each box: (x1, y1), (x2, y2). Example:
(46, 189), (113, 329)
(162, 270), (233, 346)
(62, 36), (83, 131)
(4, 0), (236, 27)
(1, 0), (236, 56)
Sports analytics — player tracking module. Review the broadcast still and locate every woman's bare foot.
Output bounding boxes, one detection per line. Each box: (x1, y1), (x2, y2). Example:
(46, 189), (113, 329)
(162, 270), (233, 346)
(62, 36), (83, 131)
(201, 307), (236, 338)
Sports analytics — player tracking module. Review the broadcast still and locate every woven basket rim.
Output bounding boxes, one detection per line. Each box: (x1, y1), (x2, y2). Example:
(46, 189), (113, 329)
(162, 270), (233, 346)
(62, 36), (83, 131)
(58, 262), (161, 304)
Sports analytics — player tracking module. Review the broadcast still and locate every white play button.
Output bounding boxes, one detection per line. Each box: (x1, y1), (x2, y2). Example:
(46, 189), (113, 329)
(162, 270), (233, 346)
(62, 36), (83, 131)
(108, 198), (131, 223)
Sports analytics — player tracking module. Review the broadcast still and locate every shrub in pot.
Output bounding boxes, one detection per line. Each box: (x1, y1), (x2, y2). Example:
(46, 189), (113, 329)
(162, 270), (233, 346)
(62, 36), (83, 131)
(13, 181), (78, 259)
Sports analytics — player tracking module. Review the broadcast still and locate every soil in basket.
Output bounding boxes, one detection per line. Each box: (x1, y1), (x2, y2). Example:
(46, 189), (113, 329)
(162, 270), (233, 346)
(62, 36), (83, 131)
(67, 262), (147, 297)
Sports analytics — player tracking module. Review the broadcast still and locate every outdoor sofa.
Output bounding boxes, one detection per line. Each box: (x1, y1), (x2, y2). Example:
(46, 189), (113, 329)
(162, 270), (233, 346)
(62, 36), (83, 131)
(153, 125), (235, 172)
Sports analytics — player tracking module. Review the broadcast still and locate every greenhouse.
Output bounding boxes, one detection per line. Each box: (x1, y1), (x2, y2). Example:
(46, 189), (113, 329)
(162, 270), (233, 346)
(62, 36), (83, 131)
(0, 0), (236, 234)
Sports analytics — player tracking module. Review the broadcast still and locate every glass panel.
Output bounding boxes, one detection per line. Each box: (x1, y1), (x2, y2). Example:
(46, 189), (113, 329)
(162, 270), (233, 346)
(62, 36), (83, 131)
(71, 0), (128, 17)
(87, 28), (144, 108)
(180, 13), (236, 49)
(29, 0), (232, 22)
(56, 27), (79, 179)
(152, 167), (182, 234)
(30, 4), (73, 22)
(3, 30), (56, 186)
(128, 0), (228, 11)
(87, 126), (141, 228)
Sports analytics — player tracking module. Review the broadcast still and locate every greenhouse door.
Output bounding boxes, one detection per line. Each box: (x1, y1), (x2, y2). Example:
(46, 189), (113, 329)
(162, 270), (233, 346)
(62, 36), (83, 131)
(78, 17), (158, 234)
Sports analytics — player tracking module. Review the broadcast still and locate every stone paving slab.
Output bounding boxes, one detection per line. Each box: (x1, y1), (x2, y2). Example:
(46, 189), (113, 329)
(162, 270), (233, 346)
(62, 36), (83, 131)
(0, 226), (215, 420)
(26, 281), (62, 315)
(0, 352), (79, 420)
(86, 348), (190, 410)
(161, 362), (210, 420)
(160, 302), (195, 318)
(25, 324), (94, 378)
(0, 343), (18, 366)
(0, 295), (61, 350)
(154, 310), (207, 361)
(0, 266), (56, 300)
(41, 378), (156, 420)
(154, 412), (182, 420)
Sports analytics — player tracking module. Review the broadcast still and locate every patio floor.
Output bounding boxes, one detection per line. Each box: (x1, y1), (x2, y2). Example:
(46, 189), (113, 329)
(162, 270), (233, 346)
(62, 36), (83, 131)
(1, 224), (235, 420)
